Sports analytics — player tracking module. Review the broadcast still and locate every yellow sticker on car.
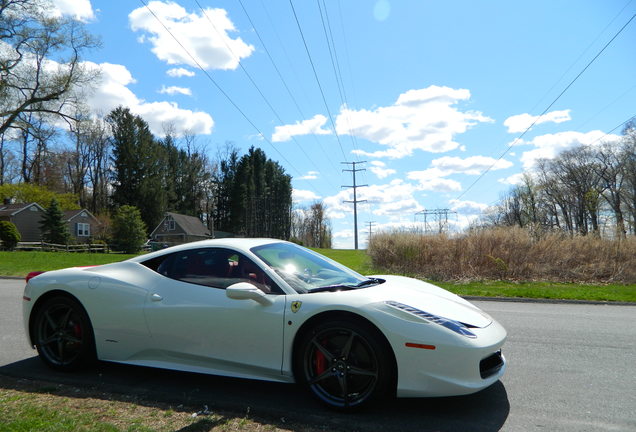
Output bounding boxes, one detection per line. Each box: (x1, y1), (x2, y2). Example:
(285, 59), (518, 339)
(291, 301), (302, 313)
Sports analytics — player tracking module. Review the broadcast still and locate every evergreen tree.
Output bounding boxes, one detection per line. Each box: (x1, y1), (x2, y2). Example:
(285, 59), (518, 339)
(214, 146), (292, 239)
(39, 198), (70, 244)
(107, 107), (165, 230)
(111, 205), (147, 253)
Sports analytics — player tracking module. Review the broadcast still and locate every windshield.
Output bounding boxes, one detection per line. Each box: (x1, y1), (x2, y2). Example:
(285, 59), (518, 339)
(251, 242), (371, 294)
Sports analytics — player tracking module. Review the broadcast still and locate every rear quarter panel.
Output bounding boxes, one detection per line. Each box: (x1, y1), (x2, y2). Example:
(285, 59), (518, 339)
(24, 262), (157, 361)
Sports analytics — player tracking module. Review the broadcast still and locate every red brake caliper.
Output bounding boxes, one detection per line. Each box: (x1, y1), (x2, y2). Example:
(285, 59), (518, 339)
(315, 340), (326, 374)
(73, 323), (82, 339)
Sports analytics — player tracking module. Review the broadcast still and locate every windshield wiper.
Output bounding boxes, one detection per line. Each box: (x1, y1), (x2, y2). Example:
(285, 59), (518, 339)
(308, 278), (385, 293)
(307, 284), (358, 293)
(354, 277), (384, 287)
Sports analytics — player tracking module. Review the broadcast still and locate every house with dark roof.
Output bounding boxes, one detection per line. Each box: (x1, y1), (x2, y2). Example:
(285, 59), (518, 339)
(64, 209), (100, 243)
(150, 212), (211, 245)
(0, 202), (45, 241)
(0, 201), (101, 243)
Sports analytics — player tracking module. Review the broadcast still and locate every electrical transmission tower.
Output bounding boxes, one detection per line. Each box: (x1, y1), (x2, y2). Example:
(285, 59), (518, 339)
(342, 161), (367, 249)
(415, 208), (457, 234)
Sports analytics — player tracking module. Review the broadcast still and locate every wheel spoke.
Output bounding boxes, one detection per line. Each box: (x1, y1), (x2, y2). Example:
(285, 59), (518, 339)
(57, 338), (65, 362)
(348, 365), (378, 378)
(41, 335), (59, 345)
(44, 311), (57, 330)
(337, 372), (349, 406)
(311, 338), (334, 362)
(59, 307), (73, 329)
(64, 335), (82, 344)
(309, 368), (334, 385)
(341, 331), (355, 359)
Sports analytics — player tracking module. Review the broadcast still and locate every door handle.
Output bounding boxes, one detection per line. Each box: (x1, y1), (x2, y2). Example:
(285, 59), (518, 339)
(150, 293), (163, 302)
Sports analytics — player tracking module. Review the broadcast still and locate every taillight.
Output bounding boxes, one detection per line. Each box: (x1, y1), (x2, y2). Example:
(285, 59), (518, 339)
(25, 271), (45, 283)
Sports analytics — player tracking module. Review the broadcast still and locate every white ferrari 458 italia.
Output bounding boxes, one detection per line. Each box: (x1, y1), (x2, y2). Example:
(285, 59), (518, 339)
(23, 238), (506, 410)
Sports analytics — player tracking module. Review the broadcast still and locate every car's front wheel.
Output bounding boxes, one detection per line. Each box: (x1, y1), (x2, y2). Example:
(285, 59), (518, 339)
(33, 296), (96, 371)
(295, 318), (395, 410)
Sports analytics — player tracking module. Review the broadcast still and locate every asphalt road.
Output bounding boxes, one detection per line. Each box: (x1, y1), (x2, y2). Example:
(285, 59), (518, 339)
(1, 278), (635, 431)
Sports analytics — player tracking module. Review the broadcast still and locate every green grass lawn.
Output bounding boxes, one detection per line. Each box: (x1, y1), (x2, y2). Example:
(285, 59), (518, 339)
(434, 280), (636, 303)
(1, 249), (634, 302)
(0, 251), (138, 277)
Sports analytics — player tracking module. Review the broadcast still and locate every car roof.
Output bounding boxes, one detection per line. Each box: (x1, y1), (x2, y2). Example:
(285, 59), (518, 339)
(127, 238), (288, 263)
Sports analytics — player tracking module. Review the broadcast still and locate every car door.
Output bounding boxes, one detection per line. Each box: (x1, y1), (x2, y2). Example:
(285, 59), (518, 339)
(142, 247), (287, 381)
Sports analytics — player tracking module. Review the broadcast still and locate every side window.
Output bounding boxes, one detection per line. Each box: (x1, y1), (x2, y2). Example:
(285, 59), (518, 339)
(143, 248), (282, 293)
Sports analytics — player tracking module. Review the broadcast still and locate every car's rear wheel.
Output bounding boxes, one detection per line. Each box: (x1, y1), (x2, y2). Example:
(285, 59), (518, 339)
(33, 296), (95, 371)
(295, 318), (394, 410)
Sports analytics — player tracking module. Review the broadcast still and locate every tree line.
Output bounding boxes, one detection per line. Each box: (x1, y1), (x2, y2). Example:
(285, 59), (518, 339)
(1, 104), (295, 242)
(0, 0), (308, 245)
(0, 0), (328, 248)
(485, 123), (636, 238)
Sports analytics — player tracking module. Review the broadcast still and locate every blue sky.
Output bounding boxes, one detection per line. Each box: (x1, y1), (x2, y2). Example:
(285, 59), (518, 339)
(51, 0), (635, 248)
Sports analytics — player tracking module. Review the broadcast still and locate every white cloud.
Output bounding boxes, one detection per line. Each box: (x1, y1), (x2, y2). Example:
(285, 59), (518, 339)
(372, 198), (423, 216)
(129, 1), (254, 70)
(498, 173), (526, 185)
(504, 109), (571, 133)
(369, 161), (396, 179)
(159, 85), (192, 96)
(431, 155), (513, 175)
(449, 199), (488, 215)
(81, 61), (213, 136)
(519, 130), (616, 169)
(50, 0), (94, 21)
(324, 179), (423, 219)
(293, 189), (321, 203)
(406, 168), (462, 192)
(272, 114), (331, 142)
(166, 67), (195, 77)
(336, 85), (492, 159)
(297, 171), (319, 180)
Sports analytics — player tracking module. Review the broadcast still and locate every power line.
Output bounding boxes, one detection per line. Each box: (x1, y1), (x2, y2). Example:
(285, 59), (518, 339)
(193, 0), (337, 191)
(527, 0), (636, 114)
(317, 0), (363, 159)
(456, 12), (636, 202)
(236, 0), (341, 182)
(288, 0), (349, 162)
(342, 161), (367, 249)
(138, 0), (324, 196)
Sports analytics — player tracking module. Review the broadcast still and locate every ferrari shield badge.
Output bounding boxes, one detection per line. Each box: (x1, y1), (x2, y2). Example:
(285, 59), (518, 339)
(291, 301), (302, 313)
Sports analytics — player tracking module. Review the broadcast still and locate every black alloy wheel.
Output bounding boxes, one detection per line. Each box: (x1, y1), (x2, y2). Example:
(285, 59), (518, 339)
(33, 296), (95, 371)
(296, 319), (394, 410)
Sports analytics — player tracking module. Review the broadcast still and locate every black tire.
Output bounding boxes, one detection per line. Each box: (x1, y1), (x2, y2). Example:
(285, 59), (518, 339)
(294, 318), (395, 410)
(32, 296), (96, 371)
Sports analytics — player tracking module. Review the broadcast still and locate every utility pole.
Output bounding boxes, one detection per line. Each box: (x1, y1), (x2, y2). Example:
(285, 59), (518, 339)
(366, 221), (376, 242)
(342, 161), (367, 249)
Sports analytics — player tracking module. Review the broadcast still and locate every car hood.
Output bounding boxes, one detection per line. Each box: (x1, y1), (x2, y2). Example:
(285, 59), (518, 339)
(363, 275), (493, 328)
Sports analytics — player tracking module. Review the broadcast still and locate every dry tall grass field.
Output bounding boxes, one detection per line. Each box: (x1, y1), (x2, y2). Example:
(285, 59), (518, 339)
(367, 227), (636, 284)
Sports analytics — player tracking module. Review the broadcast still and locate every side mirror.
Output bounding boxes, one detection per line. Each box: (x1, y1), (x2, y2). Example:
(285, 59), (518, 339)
(226, 282), (272, 305)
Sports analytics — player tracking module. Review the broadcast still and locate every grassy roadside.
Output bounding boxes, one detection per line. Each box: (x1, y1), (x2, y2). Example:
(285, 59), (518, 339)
(434, 280), (636, 303)
(1, 249), (634, 302)
(0, 375), (320, 432)
(0, 251), (138, 277)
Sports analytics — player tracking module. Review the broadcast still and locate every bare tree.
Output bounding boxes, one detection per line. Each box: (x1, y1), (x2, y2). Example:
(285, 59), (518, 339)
(0, 0), (100, 136)
(619, 123), (636, 234)
(594, 142), (626, 238)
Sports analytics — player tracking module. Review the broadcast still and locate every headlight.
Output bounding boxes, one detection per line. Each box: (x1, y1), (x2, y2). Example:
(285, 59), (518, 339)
(385, 300), (477, 338)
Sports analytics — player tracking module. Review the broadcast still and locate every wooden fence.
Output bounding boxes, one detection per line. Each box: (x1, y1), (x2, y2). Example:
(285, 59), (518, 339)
(16, 242), (109, 253)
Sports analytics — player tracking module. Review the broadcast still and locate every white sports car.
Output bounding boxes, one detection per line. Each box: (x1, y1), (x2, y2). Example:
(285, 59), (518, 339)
(23, 238), (506, 410)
